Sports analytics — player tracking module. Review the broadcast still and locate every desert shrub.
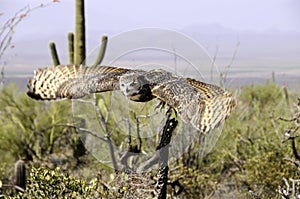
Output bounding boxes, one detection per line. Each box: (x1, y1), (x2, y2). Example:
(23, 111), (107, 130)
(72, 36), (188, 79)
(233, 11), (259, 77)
(5, 166), (158, 199)
(167, 81), (298, 198)
(1, 81), (299, 198)
(0, 84), (85, 181)
(10, 167), (99, 198)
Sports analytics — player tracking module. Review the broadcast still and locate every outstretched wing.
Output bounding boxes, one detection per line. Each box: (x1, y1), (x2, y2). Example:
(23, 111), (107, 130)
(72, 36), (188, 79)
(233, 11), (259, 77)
(186, 78), (236, 120)
(151, 76), (235, 134)
(27, 65), (132, 100)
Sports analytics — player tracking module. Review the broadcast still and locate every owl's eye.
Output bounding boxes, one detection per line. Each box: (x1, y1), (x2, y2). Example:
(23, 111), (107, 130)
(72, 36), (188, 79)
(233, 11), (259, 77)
(121, 83), (125, 87)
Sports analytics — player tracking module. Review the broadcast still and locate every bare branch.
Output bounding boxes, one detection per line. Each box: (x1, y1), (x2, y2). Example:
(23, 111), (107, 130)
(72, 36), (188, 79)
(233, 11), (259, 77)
(93, 94), (118, 171)
(55, 123), (106, 142)
(156, 112), (178, 199)
(210, 37), (219, 82)
(0, 3), (54, 86)
(0, 3), (52, 60)
(220, 40), (240, 87)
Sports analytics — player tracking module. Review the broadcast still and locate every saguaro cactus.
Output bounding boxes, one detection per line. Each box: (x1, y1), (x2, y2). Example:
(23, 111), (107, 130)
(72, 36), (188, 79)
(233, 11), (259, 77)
(49, 0), (107, 66)
(14, 159), (26, 191)
(74, 0), (86, 65)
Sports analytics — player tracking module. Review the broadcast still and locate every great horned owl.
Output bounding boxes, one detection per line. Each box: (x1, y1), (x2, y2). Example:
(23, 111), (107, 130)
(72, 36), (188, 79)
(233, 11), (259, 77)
(119, 72), (154, 102)
(27, 65), (236, 133)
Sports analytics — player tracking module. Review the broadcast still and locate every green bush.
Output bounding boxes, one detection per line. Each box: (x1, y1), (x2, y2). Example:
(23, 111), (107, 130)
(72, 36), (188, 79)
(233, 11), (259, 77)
(169, 81), (298, 198)
(0, 84), (83, 180)
(13, 167), (99, 198)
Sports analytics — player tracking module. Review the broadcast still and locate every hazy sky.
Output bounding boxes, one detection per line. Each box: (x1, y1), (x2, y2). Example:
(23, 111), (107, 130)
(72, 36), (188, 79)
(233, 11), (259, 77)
(1, 0), (300, 37)
(1, 0), (300, 78)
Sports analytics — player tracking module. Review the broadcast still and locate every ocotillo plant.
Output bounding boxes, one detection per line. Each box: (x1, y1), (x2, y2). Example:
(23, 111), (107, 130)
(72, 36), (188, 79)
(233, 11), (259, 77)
(49, 0), (107, 66)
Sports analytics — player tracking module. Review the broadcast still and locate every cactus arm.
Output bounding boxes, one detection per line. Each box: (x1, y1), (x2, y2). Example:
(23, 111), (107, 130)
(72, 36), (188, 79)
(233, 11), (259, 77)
(92, 35), (108, 66)
(68, 32), (74, 64)
(49, 42), (60, 66)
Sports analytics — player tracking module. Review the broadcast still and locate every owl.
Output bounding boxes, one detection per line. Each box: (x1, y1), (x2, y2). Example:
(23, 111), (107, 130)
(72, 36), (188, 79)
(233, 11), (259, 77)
(27, 65), (236, 134)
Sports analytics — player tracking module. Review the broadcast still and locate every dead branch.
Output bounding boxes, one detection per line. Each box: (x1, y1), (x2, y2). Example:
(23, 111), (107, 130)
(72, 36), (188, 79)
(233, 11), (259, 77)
(156, 112), (178, 199)
(120, 115), (142, 172)
(93, 94), (118, 171)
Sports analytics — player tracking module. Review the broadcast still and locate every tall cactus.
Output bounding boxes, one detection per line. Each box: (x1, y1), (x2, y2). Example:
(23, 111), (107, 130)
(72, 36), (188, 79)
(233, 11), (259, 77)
(49, 0), (107, 66)
(14, 159), (26, 191)
(74, 0), (86, 65)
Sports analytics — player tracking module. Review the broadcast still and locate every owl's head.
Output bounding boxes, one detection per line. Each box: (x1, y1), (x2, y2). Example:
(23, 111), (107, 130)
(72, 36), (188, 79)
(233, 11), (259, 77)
(119, 73), (153, 102)
(119, 73), (141, 98)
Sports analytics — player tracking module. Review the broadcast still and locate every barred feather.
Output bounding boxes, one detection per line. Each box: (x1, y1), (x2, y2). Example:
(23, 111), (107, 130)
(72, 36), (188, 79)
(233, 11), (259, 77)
(27, 65), (236, 133)
(146, 70), (236, 134)
(27, 65), (130, 100)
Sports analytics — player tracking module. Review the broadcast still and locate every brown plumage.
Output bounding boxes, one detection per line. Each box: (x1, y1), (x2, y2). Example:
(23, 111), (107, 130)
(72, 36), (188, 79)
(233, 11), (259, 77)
(27, 65), (131, 100)
(27, 65), (235, 133)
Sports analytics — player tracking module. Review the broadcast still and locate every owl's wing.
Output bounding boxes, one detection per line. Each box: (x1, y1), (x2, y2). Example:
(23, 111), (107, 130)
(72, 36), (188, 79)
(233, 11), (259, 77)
(151, 77), (235, 134)
(186, 78), (225, 98)
(27, 65), (133, 100)
(186, 78), (236, 119)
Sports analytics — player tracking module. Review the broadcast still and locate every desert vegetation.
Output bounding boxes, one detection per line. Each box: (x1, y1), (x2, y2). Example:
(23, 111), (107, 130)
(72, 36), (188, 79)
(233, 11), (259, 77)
(1, 1), (300, 198)
(1, 78), (300, 198)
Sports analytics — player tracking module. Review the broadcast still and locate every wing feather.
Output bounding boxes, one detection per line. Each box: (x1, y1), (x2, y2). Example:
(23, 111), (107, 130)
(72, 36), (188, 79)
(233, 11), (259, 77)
(27, 65), (236, 133)
(186, 78), (225, 98)
(151, 75), (235, 133)
(187, 78), (236, 120)
(27, 65), (132, 100)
